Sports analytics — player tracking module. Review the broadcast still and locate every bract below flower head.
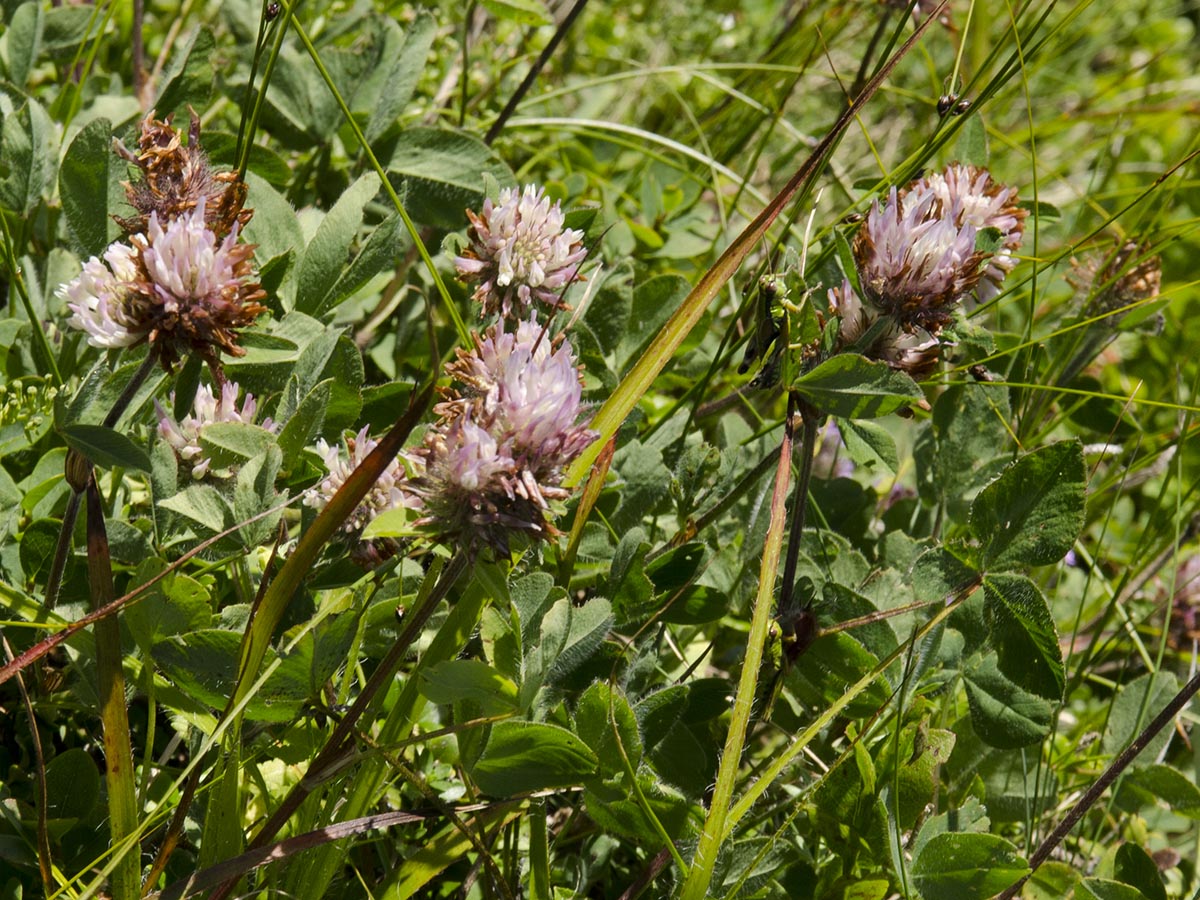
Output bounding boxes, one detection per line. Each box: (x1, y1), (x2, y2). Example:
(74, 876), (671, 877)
(829, 278), (941, 376)
(155, 381), (276, 480)
(454, 185), (587, 319)
(303, 426), (420, 538)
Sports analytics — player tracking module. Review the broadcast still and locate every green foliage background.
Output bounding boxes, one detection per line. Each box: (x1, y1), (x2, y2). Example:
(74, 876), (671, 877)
(0, 0), (1198, 898)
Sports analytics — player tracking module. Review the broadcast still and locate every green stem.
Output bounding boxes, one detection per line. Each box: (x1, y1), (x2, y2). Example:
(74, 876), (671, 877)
(85, 474), (140, 900)
(678, 411), (796, 900)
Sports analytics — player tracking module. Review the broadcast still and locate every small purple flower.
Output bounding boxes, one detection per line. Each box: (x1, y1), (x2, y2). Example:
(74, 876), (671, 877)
(62, 243), (141, 348)
(156, 381), (277, 479)
(916, 164), (1026, 301)
(455, 185), (587, 319)
(303, 426), (421, 537)
(854, 186), (983, 333)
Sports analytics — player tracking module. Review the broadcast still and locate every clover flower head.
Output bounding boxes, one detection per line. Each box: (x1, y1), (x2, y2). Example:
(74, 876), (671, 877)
(854, 186), (983, 332)
(455, 185), (587, 319)
(444, 316), (595, 477)
(62, 243), (141, 348)
(303, 426), (420, 537)
(1070, 240), (1161, 321)
(62, 201), (265, 369)
(126, 202), (266, 366)
(155, 381), (277, 479)
(414, 316), (596, 556)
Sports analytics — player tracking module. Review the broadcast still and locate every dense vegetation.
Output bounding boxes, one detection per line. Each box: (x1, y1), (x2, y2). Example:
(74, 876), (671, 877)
(1, 1), (1198, 897)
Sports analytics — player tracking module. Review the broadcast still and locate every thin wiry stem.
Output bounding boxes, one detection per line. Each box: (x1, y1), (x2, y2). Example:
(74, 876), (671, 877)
(205, 552), (470, 900)
(1, 633), (54, 893)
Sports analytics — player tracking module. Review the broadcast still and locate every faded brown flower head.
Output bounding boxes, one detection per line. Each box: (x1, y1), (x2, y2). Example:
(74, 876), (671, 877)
(1070, 240), (1162, 322)
(114, 110), (251, 239)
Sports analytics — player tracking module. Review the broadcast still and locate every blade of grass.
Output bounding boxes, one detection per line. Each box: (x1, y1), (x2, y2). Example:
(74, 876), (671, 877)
(677, 404), (795, 900)
(564, 4), (946, 488)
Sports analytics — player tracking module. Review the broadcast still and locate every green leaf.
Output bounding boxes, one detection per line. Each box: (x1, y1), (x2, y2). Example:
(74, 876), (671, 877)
(792, 354), (924, 418)
(19, 517), (61, 585)
(575, 681), (642, 776)
(1103, 671), (1179, 762)
(916, 381), (1012, 515)
(59, 117), (116, 257)
(479, 0), (553, 25)
(616, 275), (691, 371)
(275, 379), (332, 470)
(6, 3), (43, 89)
(45, 748), (100, 822)
(961, 652), (1055, 748)
(1075, 879), (1151, 900)
(983, 573), (1064, 700)
(198, 421), (278, 470)
(419, 659), (519, 712)
(911, 833), (1028, 900)
(1117, 764), (1200, 819)
(159, 484), (231, 534)
(387, 127), (516, 229)
(318, 213), (409, 315)
(125, 559), (212, 652)
(296, 172), (381, 313)
(61, 423), (151, 472)
(470, 721), (599, 796)
(0, 99), (57, 214)
(659, 585), (728, 625)
(241, 172), (304, 282)
(839, 418), (899, 473)
(152, 28), (215, 120)
(41, 5), (95, 56)
(366, 11), (437, 142)
(634, 686), (689, 753)
(786, 632), (892, 718)
(969, 440), (1086, 570)
(1112, 844), (1167, 900)
(584, 776), (693, 846)
(551, 599), (614, 685)
(359, 505), (419, 541)
(953, 112), (989, 167)
(155, 629), (303, 722)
